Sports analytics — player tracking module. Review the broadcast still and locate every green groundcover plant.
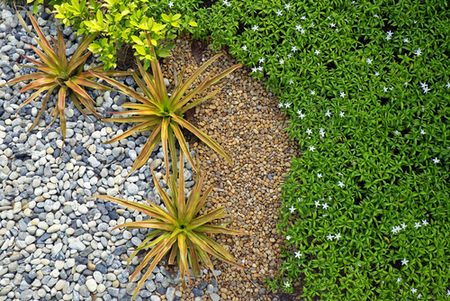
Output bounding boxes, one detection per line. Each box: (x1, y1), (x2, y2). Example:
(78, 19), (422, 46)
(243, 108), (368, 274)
(182, 0), (450, 300)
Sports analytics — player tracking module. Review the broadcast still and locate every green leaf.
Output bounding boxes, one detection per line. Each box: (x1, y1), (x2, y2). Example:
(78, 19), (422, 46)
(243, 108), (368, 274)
(189, 21), (198, 27)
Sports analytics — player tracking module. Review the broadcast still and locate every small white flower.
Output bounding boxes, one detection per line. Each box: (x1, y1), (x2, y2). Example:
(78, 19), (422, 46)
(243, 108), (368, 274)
(290, 46), (298, 53)
(414, 222), (422, 229)
(339, 111), (345, 118)
(391, 226), (399, 234)
(374, 14), (378, 18)
(401, 258), (409, 266)
(334, 233), (341, 240)
(295, 25), (302, 31)
(276, 10), (283, 16)
(366, 58), (373, 65)
(401, 223), (407, 229)
(447, 289), (450, 296)
(417, 294), (422, 299)
(314, 200), (321, 207)
(420, 129), (426, 135)
(300, 29), (305, 34)
(340, 92), (346, 98)
(311, 90), (315, 95)
(257, 66), (263, 72)
(280, 59), (284, 65)
(446, 82), (450, 89)
(433, 157), (440, 164)
(309, 22), (315, 28)
(284, 281), (290, 288)
(374, 72), (379, 76)
(317, 173), (323, 178)
(168, 1), (174, 7)
(327, 234), (334, 240)
(284, 3), (291, 10)
(394, 130), (400, 135)
(397, 277), (401, 283)
(300, 16), (306, 20)
(252, 25), (259, 31)
(286, 235), (291, 240)
(422, 219), (429, 226)
(287, 53), (292, 59)
(422, 86), (431, 94)
(338, 181), (344, 188)
(404, 81), (409, 86)
(319, 128), (325, 137)
(325, 110), (332, 117)
(330, 23), (336, 28)
(306, 128), (312, 135)
(383, 86), (388, 93)
(289, 79), (294, 85)
(387, 30), (393, 36)
(309, 146), (315, 152)
(289, 206), (296, 213)
(295, 251), (302, 258)
(298, 111), (305, 119)
(411, 287), (417, 293)
(223, 0), (231, 6)
(385, 34), (392, 41)
(414, 48), (422, 56)
(251, 67), (257, 73)
(414, 20), (417, 24)
(403, 38), (409, 43)
(322, 203), (329, 210)
(242, 45), (247, 51)
(285, 103), (291, 108)
(278, 103), (284, 108)
(314, 49), (321, 55)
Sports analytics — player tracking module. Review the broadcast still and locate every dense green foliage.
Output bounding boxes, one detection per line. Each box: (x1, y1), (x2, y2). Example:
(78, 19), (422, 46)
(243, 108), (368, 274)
(182, 0), (450, 299)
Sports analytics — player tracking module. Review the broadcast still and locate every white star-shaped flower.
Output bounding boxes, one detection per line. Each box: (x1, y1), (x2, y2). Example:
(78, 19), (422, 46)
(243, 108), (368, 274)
(306, 128), (312, 135)
(287, 53), (292, 59)
(422, 86), (430, 94)
(301, 16), (306, 20)
(447, 289), (450, 297)
(366, 58), (373, 65)
(446, 82), (450, 89)
(385, 35), (392, 41)
(252, 25), (259, 31)
(339, 111), (345, 118)
(291, 46), (297, 52)
(276, 10), (282, 16)
(223, 0), (231, 6)
(401, 223), (407, 229)
(340, 92), (346, 98)
(397, 277), (401, 283)
(433, 157), (440, 164)
(311, 90), (315, 95)
(289, 79), (294, 85)
(414, 222), (422, 229)
(422, 219), (428, 226)
(309, 146), (315, 152)
(417, 293), (422, 299)
(314, 49), (320, 55)
(278, 103), (284, 108)
(334, 233), (341, 240)
(168, 1), (174, 7)
(403, 38), (409, 43)
(284, 3), (291, 10)
(251, 67), (257, 73)
(289, 206), (296, 213)
(309, 23), (315, 28)
(374, 72), (379, 76)
(420, 129), (426, 135)
(284, 281), (290, 288)
(317, 173), (323, 178)
(259, 58), (264, 64)
(411, 287), (417, 293)
(401, 258), (409, 266)
(300, 29), (305, 34)
(285, 103), (291, 108)
(338, 181), (344, 188)
(298, 111), (305, 119)
(414, 48), (422, 56)
(257, 66), (263, 72)
(295, 251), (302, 258)
(394, 130), (400, 135)
(314, 200), (321, 207)
(322, 203), (329, 210)
(330, 23), (336, 27)
(242, 45), (247, 51)
(286, 235), (291, 240)
(387, 30), (393, 36)
(374, 14), (378, 18)
(327, 234), (334, 240)
(319, 129), (325, 137)
(325, 110), (332, 117)
(279, 59), (284, 65)
(295, 25), (302, 31)
(383, 86), (388, 93)
(391, 226), (399, 234)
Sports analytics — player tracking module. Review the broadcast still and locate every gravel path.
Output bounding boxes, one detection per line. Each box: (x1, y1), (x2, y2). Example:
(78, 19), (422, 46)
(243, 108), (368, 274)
(0, 4), (298, 301)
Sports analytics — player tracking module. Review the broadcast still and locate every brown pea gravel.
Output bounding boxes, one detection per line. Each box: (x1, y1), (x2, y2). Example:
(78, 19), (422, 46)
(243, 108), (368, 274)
(157, 36), (300, 301)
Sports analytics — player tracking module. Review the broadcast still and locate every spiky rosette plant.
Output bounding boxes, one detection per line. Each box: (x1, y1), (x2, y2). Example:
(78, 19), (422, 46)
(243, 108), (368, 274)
(96, 151), (246, 300)
(90, 32), (242, 181)
(0, 10), (131, 140)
